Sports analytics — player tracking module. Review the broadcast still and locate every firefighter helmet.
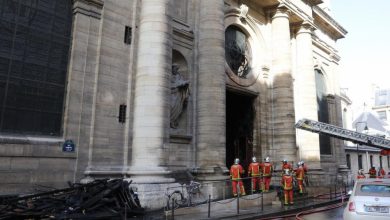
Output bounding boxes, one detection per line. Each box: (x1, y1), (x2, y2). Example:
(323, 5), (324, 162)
(252, 156), (257, 163)
(234, 158), (240, 165)
(282, 159), (287, 163)
(265, 157), (270, 163)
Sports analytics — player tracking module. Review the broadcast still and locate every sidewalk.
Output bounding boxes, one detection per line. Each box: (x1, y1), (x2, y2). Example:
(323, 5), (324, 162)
(141, 190), (346, 220)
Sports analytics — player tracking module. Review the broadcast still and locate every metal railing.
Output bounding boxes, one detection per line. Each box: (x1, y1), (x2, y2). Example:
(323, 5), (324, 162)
(165, 172), (351, 219)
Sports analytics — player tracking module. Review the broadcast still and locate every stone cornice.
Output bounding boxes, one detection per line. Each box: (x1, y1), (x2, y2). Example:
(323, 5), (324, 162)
(312, 34), (340, 62)
(313, 5), (347, 40)
(73, 0), (103, 7)
(72, 0), (104, 19)
(302, 0), (323, 6)
(280, 0), (314, 23)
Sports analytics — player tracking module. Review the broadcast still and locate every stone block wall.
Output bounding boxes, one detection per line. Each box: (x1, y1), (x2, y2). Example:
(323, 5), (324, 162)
(0, 139), (75, 194)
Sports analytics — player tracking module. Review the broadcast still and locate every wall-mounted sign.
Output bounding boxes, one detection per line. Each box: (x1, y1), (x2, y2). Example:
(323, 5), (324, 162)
(62, 140), (75, 152)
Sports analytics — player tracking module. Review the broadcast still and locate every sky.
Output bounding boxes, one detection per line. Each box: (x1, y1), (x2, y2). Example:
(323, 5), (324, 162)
(330, 0), (390, 114)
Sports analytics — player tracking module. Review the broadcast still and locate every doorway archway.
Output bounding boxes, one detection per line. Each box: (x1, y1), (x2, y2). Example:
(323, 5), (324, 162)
(226, 91), (255, 171)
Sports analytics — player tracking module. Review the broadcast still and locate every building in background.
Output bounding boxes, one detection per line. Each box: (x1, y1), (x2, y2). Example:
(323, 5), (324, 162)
(344, 110), (390, 179)
(373, 88), (390, 130)
(0, 0), (348, 209)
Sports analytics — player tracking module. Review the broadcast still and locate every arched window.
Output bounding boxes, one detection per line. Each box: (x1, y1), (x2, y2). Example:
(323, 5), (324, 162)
(225, 25), (252, 78)
(315, 69), (331, 154)
(0, 0), (72, 135)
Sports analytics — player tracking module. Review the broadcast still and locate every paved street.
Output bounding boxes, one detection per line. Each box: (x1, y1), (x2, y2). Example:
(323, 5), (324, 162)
(272, 203), (346, 220)
(302, 204), (346, 220)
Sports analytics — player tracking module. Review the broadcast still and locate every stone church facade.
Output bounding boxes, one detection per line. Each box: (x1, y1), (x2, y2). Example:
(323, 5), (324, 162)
(0, 0), (348, 209)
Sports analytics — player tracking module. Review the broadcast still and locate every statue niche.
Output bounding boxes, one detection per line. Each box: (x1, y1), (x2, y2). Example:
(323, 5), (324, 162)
(170, 64), (190, 129)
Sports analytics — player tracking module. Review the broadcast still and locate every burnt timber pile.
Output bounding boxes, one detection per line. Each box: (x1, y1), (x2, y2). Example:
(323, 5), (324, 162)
(0, 179), (144, 219)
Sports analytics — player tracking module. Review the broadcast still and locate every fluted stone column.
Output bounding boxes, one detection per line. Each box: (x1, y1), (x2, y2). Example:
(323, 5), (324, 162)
(295, 21), (321, 169)
(129, 0), (173, 183)
(271, 5), (296, 163)
(195, 0), (227, 180)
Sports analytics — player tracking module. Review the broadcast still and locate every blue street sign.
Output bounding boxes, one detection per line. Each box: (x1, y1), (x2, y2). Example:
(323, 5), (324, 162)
(62, 140), (75, 152)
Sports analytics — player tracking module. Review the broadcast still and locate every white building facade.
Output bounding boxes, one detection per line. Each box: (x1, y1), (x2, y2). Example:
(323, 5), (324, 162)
(0, 0), (348, 209)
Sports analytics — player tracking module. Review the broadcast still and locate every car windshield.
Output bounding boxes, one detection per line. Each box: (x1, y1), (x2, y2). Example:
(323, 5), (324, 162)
(355, 183), (390, 196)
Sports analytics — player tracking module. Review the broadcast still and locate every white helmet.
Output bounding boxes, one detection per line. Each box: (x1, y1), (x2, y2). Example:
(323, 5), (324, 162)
(300, 160), (305, 165)
(252, 156), (257, 163)
(234, 158), (240, 164)
(282, 159), (287, 163)
(265, 157), (270, 163)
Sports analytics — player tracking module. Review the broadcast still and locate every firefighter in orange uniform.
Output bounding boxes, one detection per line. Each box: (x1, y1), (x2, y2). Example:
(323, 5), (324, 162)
(230, 158), (246, 196)
(281, 169), (294, 205)
(294, 162), (305, 194)
(300, 160), (308, 173)
(378, 167), (386, 178)
(248, 156), (261, 193)
(300, 160), (309, 186)
(357, 169), (365, 179)
(281, 159), (292, 171)
(369, 166), (377, 178)
(262, 157), (273, 192)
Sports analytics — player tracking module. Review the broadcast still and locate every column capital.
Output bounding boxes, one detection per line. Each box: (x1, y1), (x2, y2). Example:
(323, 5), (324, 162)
(296, 21), (316, 35)
(272, 4), (291, 20)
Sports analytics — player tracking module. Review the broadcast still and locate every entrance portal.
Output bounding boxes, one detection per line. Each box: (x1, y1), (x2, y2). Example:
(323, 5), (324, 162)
(226, 91), (255, 171)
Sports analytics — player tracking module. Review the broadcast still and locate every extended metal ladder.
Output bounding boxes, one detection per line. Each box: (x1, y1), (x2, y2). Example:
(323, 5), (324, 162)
(295, 118), (390, 150)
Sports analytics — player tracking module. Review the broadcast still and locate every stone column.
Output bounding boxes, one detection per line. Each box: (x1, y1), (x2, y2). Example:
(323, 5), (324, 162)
(271, 5), (296, 163)
(195, 0), (227, 180)
(295, 21), (321, 169)
(129, 0), (173, 183)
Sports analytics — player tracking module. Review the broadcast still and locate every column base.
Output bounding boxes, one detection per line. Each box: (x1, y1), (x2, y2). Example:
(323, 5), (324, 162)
(304, 160), (321, 170)
(126, 166), (175, 184)
(84, 165), (126, 176)
(191, 165), (229, 181)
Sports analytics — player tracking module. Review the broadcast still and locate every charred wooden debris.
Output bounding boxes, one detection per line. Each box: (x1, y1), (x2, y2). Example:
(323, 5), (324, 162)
(0, 178), (144, 219)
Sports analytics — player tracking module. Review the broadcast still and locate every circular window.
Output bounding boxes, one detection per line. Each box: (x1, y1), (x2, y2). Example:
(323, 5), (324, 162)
(225, 26), (252, 79)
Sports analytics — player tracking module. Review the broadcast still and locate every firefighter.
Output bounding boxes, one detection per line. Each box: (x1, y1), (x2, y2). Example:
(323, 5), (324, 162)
(281, 159), (292, 173)
(300, 160), (308, 173)
(248, 156), (262, 193)
(378, 167), (386, 178)
(369, 166), (377, 178)
(230, 158), (246, 196)
(281, 169), (294, 205)
(300, 160), (309, 186)
(262, 156), (273, 192)
(294, 162), (305, 194)
(357, 169), (366, 179)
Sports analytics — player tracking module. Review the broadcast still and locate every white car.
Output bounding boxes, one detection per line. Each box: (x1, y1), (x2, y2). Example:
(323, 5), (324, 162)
(343, 179), (390, 220)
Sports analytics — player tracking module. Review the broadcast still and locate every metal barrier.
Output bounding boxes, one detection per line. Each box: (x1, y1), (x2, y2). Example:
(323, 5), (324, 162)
(165, 172), (351, 219)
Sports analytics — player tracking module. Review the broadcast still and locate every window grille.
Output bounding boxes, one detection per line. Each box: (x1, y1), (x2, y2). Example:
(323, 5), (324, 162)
(0, 0), (72, 135)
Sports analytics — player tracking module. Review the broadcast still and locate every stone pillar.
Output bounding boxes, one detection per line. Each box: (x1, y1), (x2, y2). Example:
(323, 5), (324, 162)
(195, 0), (227, 180)
(129, 0), (173, 183)
(66, 0), (103, 181)
(270, 5), (296, 163)
(295, 21), (321, 169)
